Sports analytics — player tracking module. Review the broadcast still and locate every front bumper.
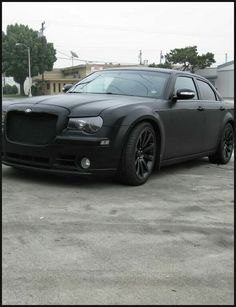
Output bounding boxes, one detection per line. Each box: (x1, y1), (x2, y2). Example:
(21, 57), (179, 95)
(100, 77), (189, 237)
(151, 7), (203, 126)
(2, 103), (129, 177)
(2, 133), (121, 176)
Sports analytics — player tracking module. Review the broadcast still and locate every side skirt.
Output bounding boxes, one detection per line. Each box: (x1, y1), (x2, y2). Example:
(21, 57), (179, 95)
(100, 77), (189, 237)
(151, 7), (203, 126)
(160, 150), (216, 167)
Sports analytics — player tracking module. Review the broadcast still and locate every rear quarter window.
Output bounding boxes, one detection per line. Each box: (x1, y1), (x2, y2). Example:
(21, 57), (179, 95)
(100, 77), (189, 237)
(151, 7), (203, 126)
(196, 79), (217, 101)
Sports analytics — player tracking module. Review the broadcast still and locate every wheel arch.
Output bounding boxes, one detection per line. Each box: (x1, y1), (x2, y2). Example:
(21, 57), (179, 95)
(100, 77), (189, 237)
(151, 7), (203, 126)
(119, 113), (165, 169)
(227, 118), (234, 129)
(216, 113), (234, 147)
(222, 112), (234, 128)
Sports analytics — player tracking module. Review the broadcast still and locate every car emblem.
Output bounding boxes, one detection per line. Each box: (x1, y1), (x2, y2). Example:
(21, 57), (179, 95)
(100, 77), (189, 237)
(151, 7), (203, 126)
(25, 108), (32, 113)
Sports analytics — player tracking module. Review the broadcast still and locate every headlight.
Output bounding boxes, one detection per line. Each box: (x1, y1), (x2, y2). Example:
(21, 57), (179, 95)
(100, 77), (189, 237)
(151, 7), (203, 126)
(67, 116), (103, 133)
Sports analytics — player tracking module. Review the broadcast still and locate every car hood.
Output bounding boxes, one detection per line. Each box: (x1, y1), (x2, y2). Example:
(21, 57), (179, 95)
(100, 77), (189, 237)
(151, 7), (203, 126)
(3, 93), (157, 116)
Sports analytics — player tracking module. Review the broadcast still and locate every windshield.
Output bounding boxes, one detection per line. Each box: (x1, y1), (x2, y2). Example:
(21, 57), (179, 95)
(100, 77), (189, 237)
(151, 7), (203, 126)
(68, 70), (170, 98)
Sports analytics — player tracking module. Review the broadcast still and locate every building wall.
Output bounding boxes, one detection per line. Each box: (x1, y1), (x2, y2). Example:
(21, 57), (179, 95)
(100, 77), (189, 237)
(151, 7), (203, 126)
(216, 69), (234, 100)
(45, 79), (79, 95)
(196, 62), (234, 100)
(32, 77), (79, 95)
(62, 66), (87, 79)
(196, 67), (217, 78)
(195, 67), (217, 87)
(217, 63), (234, 71)
(34, 69), (64, 81)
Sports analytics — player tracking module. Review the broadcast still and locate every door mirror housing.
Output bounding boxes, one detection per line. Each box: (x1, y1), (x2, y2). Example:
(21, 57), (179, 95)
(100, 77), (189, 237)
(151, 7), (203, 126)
(62, 84), (73, 93)
(174, 88), (195, 100)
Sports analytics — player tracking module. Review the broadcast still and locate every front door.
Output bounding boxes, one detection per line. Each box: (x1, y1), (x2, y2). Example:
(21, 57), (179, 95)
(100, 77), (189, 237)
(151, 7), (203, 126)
(163, 75), (206, 160)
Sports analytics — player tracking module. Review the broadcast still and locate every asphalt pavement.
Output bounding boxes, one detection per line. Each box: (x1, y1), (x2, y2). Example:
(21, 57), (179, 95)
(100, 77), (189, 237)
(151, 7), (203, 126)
(2, 156), (234, 305)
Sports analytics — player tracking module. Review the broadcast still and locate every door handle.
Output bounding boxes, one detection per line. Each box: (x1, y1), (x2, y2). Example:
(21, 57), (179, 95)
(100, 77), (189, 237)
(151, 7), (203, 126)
(197, 106), (205, 111)
(219, 106), (225, 111)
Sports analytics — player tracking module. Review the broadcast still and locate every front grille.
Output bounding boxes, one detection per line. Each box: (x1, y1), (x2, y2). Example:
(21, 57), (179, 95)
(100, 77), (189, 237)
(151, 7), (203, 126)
(6, 111), (58, 145)
(55, 154), (76, 167)
(5, 152), (50, 168)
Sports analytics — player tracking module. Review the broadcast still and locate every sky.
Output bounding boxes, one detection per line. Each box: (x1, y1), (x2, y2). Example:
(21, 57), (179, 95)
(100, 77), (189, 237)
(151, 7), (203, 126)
(2, 2), (234, 68)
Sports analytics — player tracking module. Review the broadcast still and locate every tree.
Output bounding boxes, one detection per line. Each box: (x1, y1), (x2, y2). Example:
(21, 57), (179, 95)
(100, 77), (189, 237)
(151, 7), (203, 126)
(2, 23), (57, 95)
(164, 46), (215, 73)
(149, 62), (172, 69)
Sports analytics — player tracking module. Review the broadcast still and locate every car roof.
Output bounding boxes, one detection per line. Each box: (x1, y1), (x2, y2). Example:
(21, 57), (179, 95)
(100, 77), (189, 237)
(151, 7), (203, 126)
(101, 66), (205, 79)
(102, 66), (175, 74)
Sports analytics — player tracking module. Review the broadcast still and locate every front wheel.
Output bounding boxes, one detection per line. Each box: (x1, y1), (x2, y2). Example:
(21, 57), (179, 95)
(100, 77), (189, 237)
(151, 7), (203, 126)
(117, 122), (157, 186)
(209, 123), (234, 164)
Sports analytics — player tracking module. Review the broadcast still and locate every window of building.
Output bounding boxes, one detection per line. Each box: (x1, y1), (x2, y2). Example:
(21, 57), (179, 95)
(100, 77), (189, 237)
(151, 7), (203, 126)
(174, 76), (198, 99)
(53, 83), (56, 92)
(47, 83), (50, 90)
(196, 79), (216, 100)
(58, 83), (61, 92)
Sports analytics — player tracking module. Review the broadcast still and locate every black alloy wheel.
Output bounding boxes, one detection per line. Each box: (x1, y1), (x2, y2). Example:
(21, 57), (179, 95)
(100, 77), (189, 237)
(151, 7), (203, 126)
(222, 124), (234, 161)
(135, 127), (155, 180)
(118, 122), (157, 185)
(209, 123), (234, 164)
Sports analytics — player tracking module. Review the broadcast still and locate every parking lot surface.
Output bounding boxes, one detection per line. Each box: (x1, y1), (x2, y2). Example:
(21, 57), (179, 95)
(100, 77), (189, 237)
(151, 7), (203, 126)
(2, 156), (234, 305)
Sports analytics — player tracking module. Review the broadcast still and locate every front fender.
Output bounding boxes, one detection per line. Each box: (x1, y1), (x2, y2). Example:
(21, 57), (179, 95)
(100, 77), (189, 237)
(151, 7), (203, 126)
(102, 105), (166, 161)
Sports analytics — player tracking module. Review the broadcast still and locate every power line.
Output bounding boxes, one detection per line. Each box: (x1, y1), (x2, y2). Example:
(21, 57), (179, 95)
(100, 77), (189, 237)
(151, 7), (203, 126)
(56, 50), (71, 58)
(56, 49), (137, 65)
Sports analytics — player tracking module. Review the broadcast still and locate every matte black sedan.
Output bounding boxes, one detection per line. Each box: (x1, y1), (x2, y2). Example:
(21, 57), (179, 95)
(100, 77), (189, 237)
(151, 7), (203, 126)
(2, 68), (234, 185)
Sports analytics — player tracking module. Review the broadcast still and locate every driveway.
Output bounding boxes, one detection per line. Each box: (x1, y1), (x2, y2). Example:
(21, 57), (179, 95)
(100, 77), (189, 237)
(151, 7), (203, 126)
(2, 156), (234, 305)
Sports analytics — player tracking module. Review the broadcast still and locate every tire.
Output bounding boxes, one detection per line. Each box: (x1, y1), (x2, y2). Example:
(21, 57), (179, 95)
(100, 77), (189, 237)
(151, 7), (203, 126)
(209, 123), (234, 164)
(117, 122), (157, 186)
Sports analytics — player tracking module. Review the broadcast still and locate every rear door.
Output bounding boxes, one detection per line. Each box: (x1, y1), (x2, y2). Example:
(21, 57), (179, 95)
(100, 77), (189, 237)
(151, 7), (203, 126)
(163, 74), (206, 159)
(195, 78), (225, 151)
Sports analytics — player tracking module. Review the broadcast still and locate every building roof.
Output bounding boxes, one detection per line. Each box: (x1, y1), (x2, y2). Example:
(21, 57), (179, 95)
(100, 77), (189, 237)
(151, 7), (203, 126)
(62, 64), (88, 71)
(217, 60), (234, 69)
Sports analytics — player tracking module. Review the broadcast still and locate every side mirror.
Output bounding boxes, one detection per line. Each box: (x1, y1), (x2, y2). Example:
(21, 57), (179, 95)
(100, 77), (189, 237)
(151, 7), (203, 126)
(174, 88), (195, 100)
(62, 84), (73, 93)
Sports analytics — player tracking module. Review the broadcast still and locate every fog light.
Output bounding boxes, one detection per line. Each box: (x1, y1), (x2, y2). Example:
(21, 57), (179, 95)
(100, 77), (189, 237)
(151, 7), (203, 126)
(81, 157), (90, 169)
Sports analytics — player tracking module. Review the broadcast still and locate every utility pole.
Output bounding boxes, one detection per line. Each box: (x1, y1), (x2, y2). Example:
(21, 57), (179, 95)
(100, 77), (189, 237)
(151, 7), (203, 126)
(39, 21), (46, 94)
(138, 50), (142, 65)
(70, 51), (79, 78)
(160, 50), (164, 64)
(2, 73), (5, 96)
(225, 53), (228, 63)
(40, 21), (45, 36)
(28, 47), (32, 96)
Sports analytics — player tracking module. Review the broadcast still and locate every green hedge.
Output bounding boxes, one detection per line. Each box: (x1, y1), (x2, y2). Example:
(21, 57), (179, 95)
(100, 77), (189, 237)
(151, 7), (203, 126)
(3, 84), (18, 95)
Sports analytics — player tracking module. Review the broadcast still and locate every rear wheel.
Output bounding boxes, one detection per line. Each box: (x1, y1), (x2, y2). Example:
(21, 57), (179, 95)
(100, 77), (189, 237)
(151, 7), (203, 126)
(209, 123), (234, 164)
(117, 122), (157, 186)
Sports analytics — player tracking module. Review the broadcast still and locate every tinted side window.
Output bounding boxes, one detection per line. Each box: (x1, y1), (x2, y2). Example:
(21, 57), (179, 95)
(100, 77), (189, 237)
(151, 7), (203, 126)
(174, 76), (198, 99)
(196, 79), (216, 100)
